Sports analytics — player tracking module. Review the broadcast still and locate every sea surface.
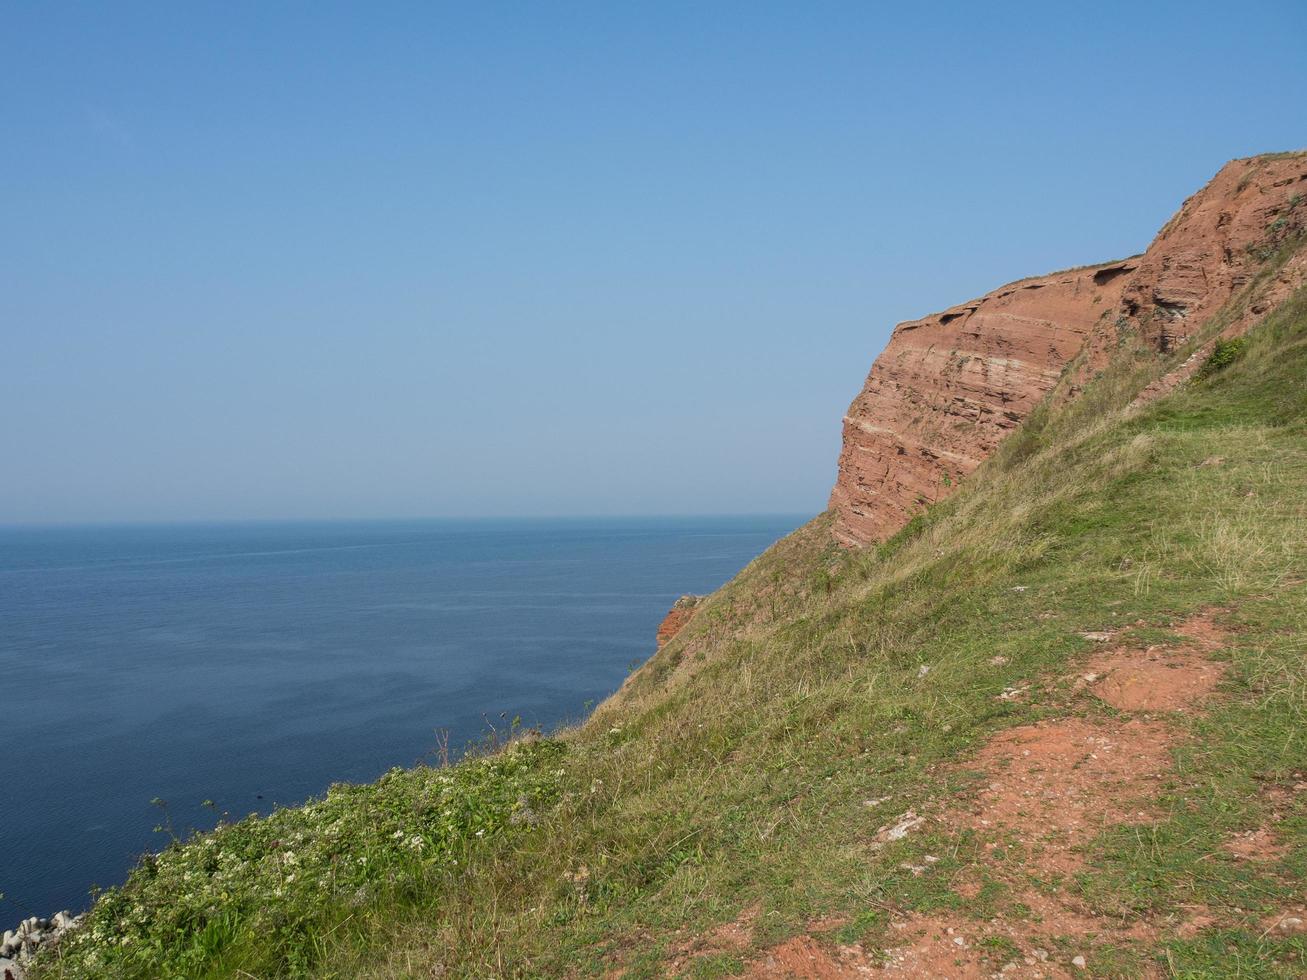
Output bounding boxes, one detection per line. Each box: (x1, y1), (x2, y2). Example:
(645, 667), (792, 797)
(1, 515), (802, 918)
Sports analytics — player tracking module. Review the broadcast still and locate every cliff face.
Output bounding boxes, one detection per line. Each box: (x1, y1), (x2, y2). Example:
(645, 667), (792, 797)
(828, 261), (1132, 547)
(831, 153), (1307, 548)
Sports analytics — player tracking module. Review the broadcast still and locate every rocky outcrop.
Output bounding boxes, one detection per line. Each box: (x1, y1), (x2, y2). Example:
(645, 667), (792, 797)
(831, 152), (1307, 548)
(656, 595), (702, 647)
(829, 261), (1132, 547)
(1115, 155), (1307, 354)
(2, 911), (83, 979)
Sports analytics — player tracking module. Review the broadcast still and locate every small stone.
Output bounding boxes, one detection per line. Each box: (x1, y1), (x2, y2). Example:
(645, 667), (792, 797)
(917, 664), (931, 678)
(1011, 586), (1027, 592)
(1276, 915), (1305, 935)
(1072, 955), (1087, 969)
(953, 936), (966, 946)
(1033, 949), (1049, 962)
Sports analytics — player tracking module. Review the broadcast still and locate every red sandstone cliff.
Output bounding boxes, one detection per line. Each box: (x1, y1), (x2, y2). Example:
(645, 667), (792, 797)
(656, 595), (701, 647)
(830, 153), (1307, 548)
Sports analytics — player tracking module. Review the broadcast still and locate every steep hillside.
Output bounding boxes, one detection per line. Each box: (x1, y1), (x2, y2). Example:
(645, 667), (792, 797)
(831, 153), (1307, 547)
(31, 156), (1307, 980)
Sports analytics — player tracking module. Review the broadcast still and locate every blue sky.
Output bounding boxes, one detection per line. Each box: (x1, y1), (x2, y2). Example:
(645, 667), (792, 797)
(4, 1), (1305, 523)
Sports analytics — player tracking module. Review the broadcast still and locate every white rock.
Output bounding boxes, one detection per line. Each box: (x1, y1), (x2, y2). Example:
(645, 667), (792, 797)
(1277, 916), (1305, 934)
(875, 811), (925, 845)
(1072, 955), (1087, 968)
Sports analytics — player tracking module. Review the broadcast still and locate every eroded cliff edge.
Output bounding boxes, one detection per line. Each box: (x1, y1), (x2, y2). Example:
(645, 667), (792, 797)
(830, 152), (1307, 547)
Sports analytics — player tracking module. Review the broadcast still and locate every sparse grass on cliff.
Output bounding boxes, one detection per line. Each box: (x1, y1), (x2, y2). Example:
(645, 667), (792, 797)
(36, 288), (1307, 978)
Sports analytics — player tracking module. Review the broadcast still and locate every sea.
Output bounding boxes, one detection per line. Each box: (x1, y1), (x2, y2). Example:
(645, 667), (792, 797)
(0, 515), (802, 919)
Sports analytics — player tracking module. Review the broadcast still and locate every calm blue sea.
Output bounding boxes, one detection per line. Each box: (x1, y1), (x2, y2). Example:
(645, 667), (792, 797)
(0, 516), (802, 918)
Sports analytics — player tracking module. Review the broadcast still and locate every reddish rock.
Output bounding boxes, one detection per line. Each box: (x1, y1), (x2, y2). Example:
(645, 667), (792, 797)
(831, 153), (1307, 548)
(1117, 155), (1307, 354)
(656, 595), (701, 647)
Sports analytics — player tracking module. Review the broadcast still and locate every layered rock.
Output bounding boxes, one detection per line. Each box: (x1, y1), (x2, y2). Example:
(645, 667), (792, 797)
(829, 261), (1131, 547)
(831, 152), (1307, 548)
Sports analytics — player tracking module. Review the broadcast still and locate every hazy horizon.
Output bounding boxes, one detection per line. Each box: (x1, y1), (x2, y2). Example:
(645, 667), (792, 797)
(5, 1), (1306, 524)
(0, 511), (815, 531)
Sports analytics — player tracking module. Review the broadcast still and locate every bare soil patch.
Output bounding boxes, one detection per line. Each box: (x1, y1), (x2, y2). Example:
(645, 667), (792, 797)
(735, 613), (1233, 978)
(1224, 827), (1289, 863)
(1085, 647), (1225, 712)
(1082, 609), (1229, 713)
(959, 717), (1173, 874)
(745, 935), (874, 978)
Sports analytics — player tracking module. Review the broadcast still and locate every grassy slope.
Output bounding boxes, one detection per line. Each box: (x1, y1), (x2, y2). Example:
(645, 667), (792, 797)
(40, 277), (1307, 978)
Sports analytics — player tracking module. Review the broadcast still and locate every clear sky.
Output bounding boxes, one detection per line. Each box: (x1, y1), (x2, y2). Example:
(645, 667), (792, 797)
(4, 1), (1305, 524)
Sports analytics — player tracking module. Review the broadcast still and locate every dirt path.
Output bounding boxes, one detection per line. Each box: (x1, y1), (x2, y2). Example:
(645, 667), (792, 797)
(737, 612), (1248, 978)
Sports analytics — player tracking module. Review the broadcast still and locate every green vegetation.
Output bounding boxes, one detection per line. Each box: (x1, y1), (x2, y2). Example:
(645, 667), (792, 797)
(1197, 337), (1248, 378)
(38, 285), (1307, 977)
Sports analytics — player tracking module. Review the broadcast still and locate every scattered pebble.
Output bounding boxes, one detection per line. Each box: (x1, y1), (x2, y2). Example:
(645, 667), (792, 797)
(1072, 954), (1087, 968)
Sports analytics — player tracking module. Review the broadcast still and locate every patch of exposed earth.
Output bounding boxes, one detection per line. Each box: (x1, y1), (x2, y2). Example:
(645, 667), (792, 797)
(716, 611), (1293, 978)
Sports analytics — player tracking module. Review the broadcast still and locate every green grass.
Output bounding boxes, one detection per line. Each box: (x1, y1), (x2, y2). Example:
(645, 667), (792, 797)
(36, 283), (1307, 978)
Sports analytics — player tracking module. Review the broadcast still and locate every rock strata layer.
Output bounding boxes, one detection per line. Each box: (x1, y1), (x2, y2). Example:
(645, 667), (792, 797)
(830, 153), (1307, 547)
